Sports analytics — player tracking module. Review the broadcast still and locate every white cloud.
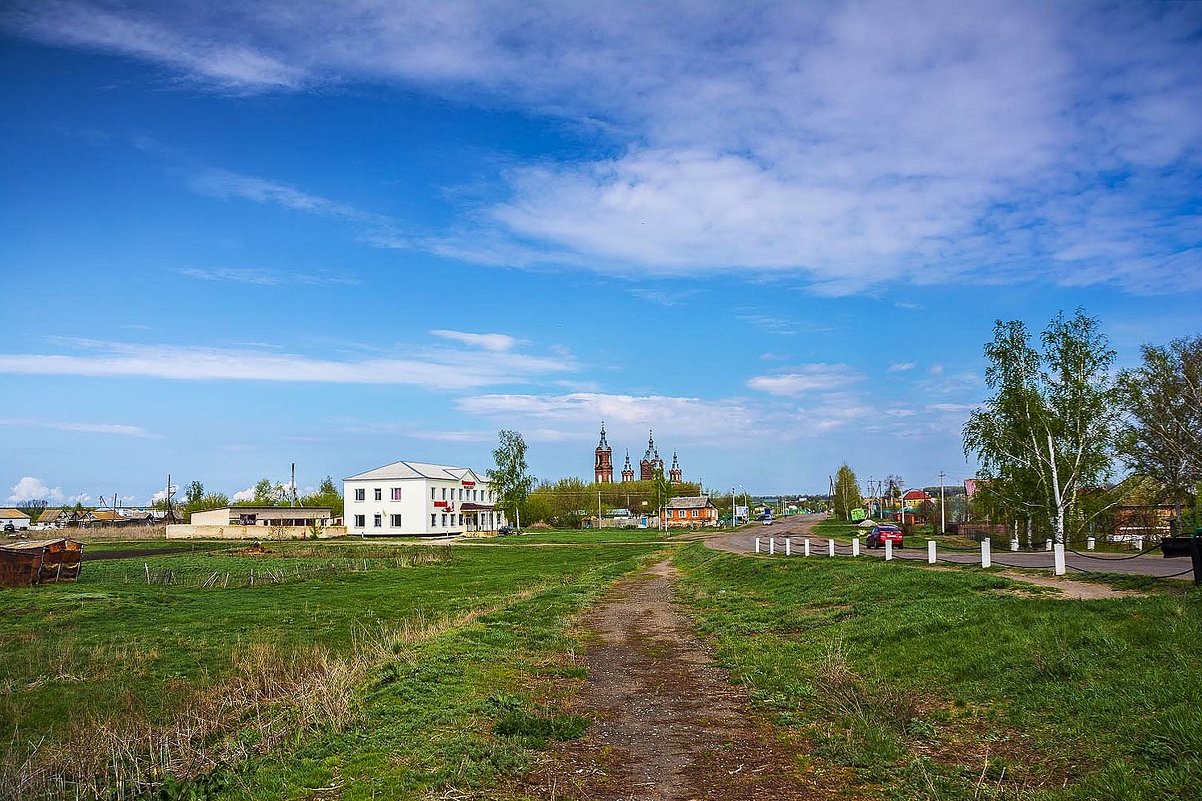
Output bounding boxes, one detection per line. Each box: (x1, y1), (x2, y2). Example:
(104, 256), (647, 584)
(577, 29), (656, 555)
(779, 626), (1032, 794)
(8, 476), (65, 503)
(4, 1), (1200, 293)
(746, 364), (862, 396)
(887, 362), (916, 373)
(0, 417), (158, 438)
(3, 1), (306, 89)
(0, 337), (573, 390)
(429, 330), (517, 352)
(231, 486), (255, 503)
(456, 391), (762, 442)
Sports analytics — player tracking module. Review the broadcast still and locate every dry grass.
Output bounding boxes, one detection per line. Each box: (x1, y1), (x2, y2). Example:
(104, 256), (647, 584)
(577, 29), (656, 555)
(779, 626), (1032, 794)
(0, 585), (550, 800)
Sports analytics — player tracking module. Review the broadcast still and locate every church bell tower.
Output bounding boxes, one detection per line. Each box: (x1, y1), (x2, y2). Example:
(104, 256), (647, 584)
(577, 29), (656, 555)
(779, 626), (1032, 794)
(669, 450), (683, 484)
(621, 450), (635, 483)
(594, 422), (614, 483)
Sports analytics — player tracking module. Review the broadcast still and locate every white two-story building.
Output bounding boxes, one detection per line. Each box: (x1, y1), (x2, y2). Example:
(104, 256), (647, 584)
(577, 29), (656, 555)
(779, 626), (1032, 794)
(343, 461), (506, 537)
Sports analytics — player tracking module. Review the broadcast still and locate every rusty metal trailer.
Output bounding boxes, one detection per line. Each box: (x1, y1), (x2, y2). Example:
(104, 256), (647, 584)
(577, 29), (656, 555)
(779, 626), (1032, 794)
(0, 538), (84, 587)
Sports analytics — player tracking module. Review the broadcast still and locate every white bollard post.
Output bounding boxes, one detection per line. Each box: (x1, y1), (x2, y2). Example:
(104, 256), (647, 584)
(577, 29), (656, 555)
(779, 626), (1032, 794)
(803, 538), (811, 557)
(928, 540), (936, 564)
(1087, 536), (1096, 551)
(1136, 535), (1144, 552)
(769, 537), (775, 555)
(885, 539), (893, 561)
(1054, 543), (1066, 576)
(828, 538), (835, 557)
(1010, 537), (1019, 551)
(981, 538), (992, 569)
(852, 537), (860, 557)
(1046, 540), (1053, 551)
(785, 537), (792, 556)
(755, 537), (761, 554)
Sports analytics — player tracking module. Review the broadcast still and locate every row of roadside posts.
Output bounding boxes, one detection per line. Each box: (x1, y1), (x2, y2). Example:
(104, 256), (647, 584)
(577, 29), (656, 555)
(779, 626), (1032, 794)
(753, 535), (1071, 575)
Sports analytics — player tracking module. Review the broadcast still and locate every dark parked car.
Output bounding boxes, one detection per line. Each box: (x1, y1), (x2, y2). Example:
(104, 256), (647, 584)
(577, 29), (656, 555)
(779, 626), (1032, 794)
(866, 524), (904, 549)
(498, 525), (520, 536)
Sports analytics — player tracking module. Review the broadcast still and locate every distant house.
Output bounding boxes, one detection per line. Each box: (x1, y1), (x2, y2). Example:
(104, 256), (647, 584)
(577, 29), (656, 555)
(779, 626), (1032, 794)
(903, 490), (933, 508)
(0, 509), (31, 531)
(32, 508), (68, 529)
(344, 460), (506, 537)
(168, 506), (339, 540)
(664, 496), (719, 528)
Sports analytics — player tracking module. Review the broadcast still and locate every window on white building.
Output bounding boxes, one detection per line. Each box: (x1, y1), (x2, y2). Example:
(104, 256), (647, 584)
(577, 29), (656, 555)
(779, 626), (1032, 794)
(354, 488), (365, 501)
(354, 514), (365, 527)
(391, 488), (402, 501)
(431, 513), (437, 527)
(442, 487), (447, 500)
(374, 488), (382, 501)
(373, 514), (382, 527)
(441, 513), (447, 526)
(430, 488), (435, 500)
(390, 514), (402, 527)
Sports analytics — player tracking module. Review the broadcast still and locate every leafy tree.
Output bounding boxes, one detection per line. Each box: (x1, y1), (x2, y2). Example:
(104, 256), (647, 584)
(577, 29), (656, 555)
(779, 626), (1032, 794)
(964, 310), (1121, 544)
(184, 481), (205, 510)
(652, 467), (674, 529)
(300, 476), (344, 517)
(1118, 334), (1202, 513)
(833, 464), (862, 521)
(16, 499), (49, 523)
(488, 430), (535, 529)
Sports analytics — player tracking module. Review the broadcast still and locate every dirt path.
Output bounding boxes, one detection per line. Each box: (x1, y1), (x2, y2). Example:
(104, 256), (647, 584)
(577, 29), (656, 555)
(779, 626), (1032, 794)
(522, 560), (821, 800)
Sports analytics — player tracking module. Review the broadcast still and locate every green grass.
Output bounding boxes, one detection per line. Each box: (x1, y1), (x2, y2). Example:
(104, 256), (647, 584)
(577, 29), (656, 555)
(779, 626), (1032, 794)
(0, 539), (663, 799)
(672, 543), (1202, 800)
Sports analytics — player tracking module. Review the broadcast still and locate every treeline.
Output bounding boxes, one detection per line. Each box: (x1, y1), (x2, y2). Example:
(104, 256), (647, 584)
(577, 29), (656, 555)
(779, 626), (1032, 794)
(524, 477), (700, 527)
(168, 477), (344, 518)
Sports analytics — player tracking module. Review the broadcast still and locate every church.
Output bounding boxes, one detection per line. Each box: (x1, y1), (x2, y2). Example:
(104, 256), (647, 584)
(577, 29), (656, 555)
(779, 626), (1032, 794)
(593, 423), (684, 484)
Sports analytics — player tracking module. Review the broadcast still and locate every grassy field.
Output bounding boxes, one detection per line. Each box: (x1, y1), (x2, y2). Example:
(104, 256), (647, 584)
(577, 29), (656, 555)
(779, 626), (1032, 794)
(673, 543), (1202, 800)
(0, 537), (664, 800)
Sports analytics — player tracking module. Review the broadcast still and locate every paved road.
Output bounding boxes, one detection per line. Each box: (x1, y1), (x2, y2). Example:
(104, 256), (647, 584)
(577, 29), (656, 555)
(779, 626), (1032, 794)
(705, 513), (1198, 581)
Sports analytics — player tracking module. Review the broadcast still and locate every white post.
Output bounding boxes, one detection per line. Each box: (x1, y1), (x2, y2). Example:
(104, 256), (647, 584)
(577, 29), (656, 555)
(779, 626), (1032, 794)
(852, 537), (860, 557)
(755, 537), (761, 554)
(885, 539), (893, 561)
(803, 538), (811, 557)
(769, 537), (775, 556)
(981, 538), (992, 569)
(1054, 543), (1066, 576)
(1045, 540), (1053, 551)
(1010, 536), (1019, 551)
(1087, 536), (1096, 551)
(1135, 535), (1144, 552)
(928, 540), (936, 564)
(785, 537), (792, 556)
(828, 538), (835, 557)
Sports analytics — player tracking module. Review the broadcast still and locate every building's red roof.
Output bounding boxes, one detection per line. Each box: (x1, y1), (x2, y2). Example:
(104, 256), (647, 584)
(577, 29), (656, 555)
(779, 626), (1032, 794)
(903, 490), (931, 501)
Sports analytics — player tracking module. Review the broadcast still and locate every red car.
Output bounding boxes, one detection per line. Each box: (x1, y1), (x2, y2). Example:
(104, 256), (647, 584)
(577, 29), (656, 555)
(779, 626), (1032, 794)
(866, 524), (904, 549)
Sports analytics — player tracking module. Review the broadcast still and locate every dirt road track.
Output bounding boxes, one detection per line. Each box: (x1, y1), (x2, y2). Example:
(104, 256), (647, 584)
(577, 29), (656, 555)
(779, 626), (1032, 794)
(523, 560), (821, 800)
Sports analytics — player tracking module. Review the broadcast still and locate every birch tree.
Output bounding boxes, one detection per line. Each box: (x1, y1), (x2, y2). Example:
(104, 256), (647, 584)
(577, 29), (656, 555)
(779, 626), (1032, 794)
(488, 429), (535, 530)
(963, 311), (1121, 544)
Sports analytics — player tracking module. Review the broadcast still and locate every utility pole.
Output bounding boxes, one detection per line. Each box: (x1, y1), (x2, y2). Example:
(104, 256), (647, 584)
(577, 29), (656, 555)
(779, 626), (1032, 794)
(939, 471), (946, 534)
(598, 489), (602, 530)
(291, 463), (297, 507)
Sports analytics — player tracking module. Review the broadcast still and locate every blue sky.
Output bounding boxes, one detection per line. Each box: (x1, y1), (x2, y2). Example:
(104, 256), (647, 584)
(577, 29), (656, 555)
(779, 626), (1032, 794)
(2, 1), (1200, 504)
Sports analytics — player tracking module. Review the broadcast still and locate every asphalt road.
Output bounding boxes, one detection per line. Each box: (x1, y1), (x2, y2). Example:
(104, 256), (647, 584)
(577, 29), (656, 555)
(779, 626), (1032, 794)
(705, 513), (1198, 581)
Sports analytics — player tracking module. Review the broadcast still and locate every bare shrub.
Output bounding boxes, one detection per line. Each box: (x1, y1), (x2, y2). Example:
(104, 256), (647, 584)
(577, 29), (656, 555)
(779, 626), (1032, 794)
(812, 640), (918, 733)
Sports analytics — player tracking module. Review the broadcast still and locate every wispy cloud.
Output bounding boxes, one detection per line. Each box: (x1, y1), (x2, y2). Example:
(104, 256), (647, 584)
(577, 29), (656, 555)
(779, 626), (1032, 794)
(887, 362), (915, 373)
(3, 1), (306, 89)
(5, 2), (1200, 294)
(187, 167), (406, 245)
(429, 330), (517, 352)
(0, 417), (159, 438)
(177, 266), (359, 286)
(0, 337), (573, 390)
(746, 364), (862, 396)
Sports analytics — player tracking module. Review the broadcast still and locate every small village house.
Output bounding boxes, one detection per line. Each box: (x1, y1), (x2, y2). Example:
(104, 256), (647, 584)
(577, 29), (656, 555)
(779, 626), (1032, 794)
(663, 496), (719, 528)
(168, 506), (339, 539)
(0, 508), (31, 531)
